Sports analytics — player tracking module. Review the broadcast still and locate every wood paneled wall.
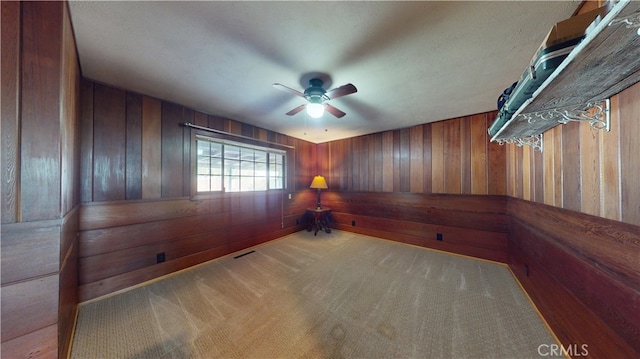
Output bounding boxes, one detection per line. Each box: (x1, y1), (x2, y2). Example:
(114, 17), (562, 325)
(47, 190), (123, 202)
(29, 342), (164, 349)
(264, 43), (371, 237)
(505, 83), (640, 227)
(502, 2), (640, 354)
(325, 192), (508, 263)
(1, 2), (81, 358)
(311, 113), (508, 262)
(78, 80), (318, 301)
(317, 112), (506, 195)
(507, 198), (640, 357)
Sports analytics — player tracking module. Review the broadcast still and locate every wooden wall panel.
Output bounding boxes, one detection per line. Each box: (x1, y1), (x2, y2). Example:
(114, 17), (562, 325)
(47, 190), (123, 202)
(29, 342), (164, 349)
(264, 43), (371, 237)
(142, 96), (162, 199)
(470, 114), (487, 194)
(562, 121), (581, 212)
(1, 274), (59, 342)
(1, 1), (20, 223)
(619, 82), (640, 225)
(79, 81), (317, 301)
(579, 123), (600, 216)
(533, 145), (544, 203)
(161, 102), (185, 198)
(487, 134), (506, 195)
(80, 80), (95, 202)
(1, 220), (59, 284)
(505, 81), (640, 227)
(325, 192), (508, 262)
(460, 117), (472, 194)
(126, 93), (142, 200)
(20, 1), (63, 221)
(93, 84), (126, 201)
(508, 198), (640, 356)
(322, 112), (503, 196)
(422, 124), (432, 193)
(409, 126), (424, 192)
(2, 3), (81, 357)
(60, 5), (80, 216)
(443, 119), (461, 194)
(431, 122), (445, 193)
(0, 324), (57, 359)
(600, 95), (621, 221)
(78, 193), (309, 301)
(382, 131), (394, 192)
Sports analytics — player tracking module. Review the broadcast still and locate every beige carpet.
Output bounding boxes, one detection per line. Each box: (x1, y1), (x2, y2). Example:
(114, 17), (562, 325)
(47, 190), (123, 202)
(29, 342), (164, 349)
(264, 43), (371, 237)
(71, 230), (561, 358)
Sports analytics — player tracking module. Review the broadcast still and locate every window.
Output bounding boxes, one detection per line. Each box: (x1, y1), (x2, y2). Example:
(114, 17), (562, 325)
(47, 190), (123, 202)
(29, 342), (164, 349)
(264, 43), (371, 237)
(196, 136), (285, 193)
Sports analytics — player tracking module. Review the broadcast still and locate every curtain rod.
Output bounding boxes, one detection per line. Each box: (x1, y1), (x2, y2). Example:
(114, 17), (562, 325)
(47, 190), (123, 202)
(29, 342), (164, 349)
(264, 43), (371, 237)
(182, 122), (295, 149)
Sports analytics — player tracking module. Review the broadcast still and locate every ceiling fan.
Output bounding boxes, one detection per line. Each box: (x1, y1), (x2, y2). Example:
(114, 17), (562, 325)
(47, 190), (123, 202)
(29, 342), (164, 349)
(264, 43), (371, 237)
(273, 78), (357, 118)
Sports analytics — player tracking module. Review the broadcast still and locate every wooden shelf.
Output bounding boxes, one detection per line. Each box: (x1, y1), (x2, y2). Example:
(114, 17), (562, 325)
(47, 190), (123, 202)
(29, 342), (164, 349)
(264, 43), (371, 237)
(491, 0), (640, 144)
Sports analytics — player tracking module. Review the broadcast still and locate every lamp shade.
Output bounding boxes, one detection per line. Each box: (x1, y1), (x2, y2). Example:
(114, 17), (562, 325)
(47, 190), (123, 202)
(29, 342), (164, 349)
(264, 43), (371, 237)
(309, 175), (328, 189)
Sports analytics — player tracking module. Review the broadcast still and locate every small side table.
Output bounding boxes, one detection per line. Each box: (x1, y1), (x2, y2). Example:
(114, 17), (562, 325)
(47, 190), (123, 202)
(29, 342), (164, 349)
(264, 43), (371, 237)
(306, 207), (332, 236)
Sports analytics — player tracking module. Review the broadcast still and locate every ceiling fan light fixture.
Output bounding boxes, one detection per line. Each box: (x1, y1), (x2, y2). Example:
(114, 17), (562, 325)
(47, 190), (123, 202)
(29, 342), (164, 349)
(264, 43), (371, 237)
(307, 102), (325, 118)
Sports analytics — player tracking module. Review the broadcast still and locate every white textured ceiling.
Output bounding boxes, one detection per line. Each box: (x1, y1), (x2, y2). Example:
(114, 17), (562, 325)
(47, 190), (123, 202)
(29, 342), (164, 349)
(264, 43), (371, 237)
(68, 1), (580, 143)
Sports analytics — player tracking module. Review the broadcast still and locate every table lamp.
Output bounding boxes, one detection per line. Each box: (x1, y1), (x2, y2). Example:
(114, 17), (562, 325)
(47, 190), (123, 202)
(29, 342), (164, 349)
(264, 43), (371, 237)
(309, 175), (328, 209)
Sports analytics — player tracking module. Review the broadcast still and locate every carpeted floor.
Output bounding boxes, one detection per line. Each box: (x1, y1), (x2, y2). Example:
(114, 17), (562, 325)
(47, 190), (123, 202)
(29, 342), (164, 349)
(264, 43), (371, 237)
(71, 230), (562, 358)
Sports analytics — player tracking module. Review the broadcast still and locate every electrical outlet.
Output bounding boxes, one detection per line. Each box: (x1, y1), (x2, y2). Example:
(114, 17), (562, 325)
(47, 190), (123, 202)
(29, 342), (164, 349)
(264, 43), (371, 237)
(156, 252), (165, 263)
(288, 193), (292, 200)
(296, 218), (299, 225)
(352, 220), (356, 226)
(436, 233), (443, 241)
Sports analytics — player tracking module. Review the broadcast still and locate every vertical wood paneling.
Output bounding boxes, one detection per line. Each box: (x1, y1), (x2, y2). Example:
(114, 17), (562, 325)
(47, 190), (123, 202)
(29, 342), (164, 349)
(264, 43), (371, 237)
(350, 138), (360, 191)
(443, 119), (461, 194)
(93, 84), (126, 201)
(60, 6), (79, 217)
(382, 131), (394, 192)
(562, 121), (581, 212)
(125, 93), (142, 200)
(142, 96), (161, 199)
(2, 4), (80, 357)
(487, 139), (506, 195)
(161, 102), (184, 198)
(460, 117), (472, 194)
(1, 0), (20, 223)
(20, 1), (63, 221)
(543, 130), (555, 206)
(330, 140), (346, 190)
(470, 114), (487, 194)
(409, 125), (423, 193)
(515, 146), (523, 199)
(371, 134), (383, 192)
(580, 122), (601, 217)
(317, 142), (329, 183)
(522, 146), (531, 200)
(600, 95), (621, 221)
(359, 136), (369, 191)
(431, 122), (444, 193)
(506, 146), (518, 197)
(393, 130), (401, 191)
(399, 128), (411, 192)
(553, 125), (563, 207)
(619, 82), (640, 225)
(193, 111), (207, 126)
(182, 109), (193, 197)
(422, 124), (432, 193)
(80, 80), (94, 203)
(533, 146), (544, 204)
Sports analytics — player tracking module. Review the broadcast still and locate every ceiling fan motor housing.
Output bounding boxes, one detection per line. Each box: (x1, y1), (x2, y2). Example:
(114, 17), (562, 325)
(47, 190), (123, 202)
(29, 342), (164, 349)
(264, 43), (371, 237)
(304, 78), (329, 103)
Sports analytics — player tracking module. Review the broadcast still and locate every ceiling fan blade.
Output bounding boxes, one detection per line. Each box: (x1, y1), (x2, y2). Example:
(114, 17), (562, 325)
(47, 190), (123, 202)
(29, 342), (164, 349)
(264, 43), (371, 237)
(325, 104), (346, 118)
(273, 83), (305, 98)
(326, 83), (357, 100)
(286, 104), (306, 116)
